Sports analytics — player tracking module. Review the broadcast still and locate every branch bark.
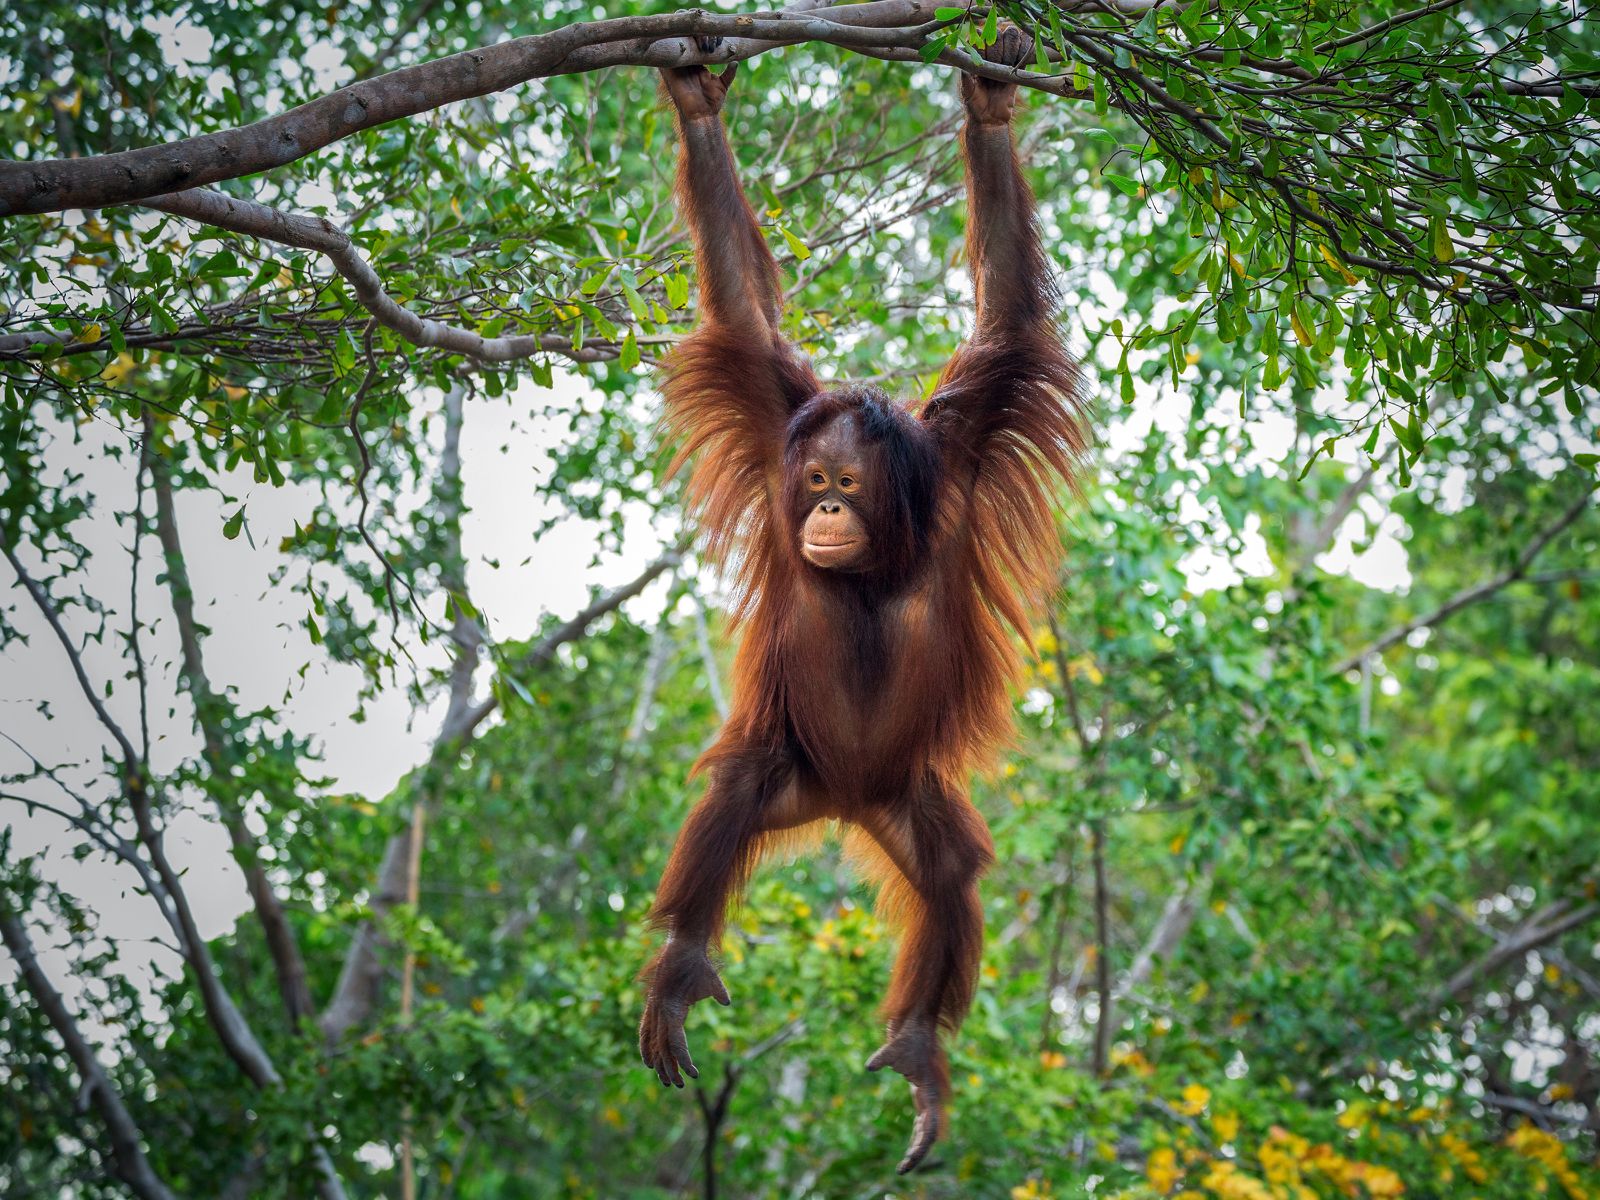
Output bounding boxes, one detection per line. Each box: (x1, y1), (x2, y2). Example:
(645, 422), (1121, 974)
(0, 1), (1153, 218)
(1090, 817), (1112, 1076)
(1111, 858), (1217, 1021)
(0, 910), (179, 1200)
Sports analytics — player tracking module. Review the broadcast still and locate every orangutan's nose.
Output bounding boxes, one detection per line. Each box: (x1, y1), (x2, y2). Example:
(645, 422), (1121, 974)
(819, 500), (842, 514)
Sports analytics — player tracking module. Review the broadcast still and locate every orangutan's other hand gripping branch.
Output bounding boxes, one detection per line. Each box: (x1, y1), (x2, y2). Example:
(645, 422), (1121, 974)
(639, 28), (1088, 1175)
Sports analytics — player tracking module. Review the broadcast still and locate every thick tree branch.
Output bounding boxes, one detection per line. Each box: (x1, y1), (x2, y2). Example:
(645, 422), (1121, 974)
(0, 1), (1166, 217)
(0, 7), (914, 215)
(1333, 487), (1595, 673)
(0, 910), (180, 1200)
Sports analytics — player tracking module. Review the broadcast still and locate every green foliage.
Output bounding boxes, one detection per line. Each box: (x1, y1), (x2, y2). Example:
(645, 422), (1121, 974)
(3, 1), (1599, 1198)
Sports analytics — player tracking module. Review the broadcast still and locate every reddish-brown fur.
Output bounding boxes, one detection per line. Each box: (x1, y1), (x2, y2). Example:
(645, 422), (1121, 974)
(639, 32), (1088, 1173)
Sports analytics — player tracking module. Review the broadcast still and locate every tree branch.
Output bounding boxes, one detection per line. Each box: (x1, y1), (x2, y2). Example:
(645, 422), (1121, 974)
(0, 1), (1162, 217)
(143, 407), (316, 1026)
(319, 530), (680, 1043)
(0, 910), (180, 1200)
(138, 190), (619, 363)
(1431, 898), (1599, 1007)
(448, 546), (684, 744)
(1090, 818), (1112, 1076)
(1333, 486), (1595, 673)
(2, 545), (141, 767)
(5, 544), (346, 1198)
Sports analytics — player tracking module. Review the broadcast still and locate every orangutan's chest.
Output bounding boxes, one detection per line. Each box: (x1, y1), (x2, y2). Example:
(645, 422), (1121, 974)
(779, 586), (948, 765)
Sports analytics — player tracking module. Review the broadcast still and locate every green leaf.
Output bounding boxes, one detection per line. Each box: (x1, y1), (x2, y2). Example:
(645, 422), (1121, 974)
(621, 282), (650, 324)
(222, 509), (244, 540)
(1101, 172), (1143, 198)
(778, 225), (812, 261)
(1388, 415), (1423, 457)
(1430, 213), (1454, 262)
(334, 328), (357, 374)
(1427, 82), (1456, 143)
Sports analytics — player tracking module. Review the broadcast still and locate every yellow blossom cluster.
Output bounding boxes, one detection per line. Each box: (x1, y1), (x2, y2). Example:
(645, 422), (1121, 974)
(1259, 1126), (1404, 1198)
(809, 904), (884, 955)
(1148, 1146), (1182, 1193)
(1506, 1124), (1592, 1200)
(1011, 1178), (1055, 1200)
(1436, 1131), (1488, 1185)
(1177, 1084), (1213, 1116)
(1113, 1047), (1157, 1077)
(1199, 1160), (1275, 1200)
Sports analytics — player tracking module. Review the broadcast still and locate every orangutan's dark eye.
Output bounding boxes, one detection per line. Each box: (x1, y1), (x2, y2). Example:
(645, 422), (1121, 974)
(810, 472), (825, 486)
(839, 475), (855, 489)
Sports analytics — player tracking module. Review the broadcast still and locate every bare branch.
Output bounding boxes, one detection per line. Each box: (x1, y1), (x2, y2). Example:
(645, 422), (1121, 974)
(2, 545), (141, 767)
(690, 593), (729, 721)
(5, 541), (346, 1198)
(1116, 859), (1217, 1006)
(144, 407), (316, 1025)
(448, 546), (684, 744)
(0, 909), (179, 1200)
(1090, 818), (1112, 1076)
(140, 190), (619, 364)
(1431, 898), (1599, 1006)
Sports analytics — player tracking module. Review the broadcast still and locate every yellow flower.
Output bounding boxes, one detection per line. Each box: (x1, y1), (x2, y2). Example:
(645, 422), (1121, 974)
(1147, 1146), (1181, 1192)
(1338, 1103), (1370, 1131)
(1199, 1160), (1273, 1200)
(1176, 1083), (1211, 1115)
(1211, 1111), (1239, 1143)
(1354, 1164), (1405, 1197)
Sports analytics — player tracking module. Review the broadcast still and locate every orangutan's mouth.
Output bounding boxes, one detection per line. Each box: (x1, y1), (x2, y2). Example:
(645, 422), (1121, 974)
(803, 538), (861, 566)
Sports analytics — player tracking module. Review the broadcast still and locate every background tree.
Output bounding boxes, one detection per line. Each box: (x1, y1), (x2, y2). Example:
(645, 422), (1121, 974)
(1, 1), (1597, 1197)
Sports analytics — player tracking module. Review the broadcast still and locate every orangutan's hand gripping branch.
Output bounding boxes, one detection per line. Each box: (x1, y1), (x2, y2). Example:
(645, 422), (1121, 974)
(639, 29), (1088, 1175)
